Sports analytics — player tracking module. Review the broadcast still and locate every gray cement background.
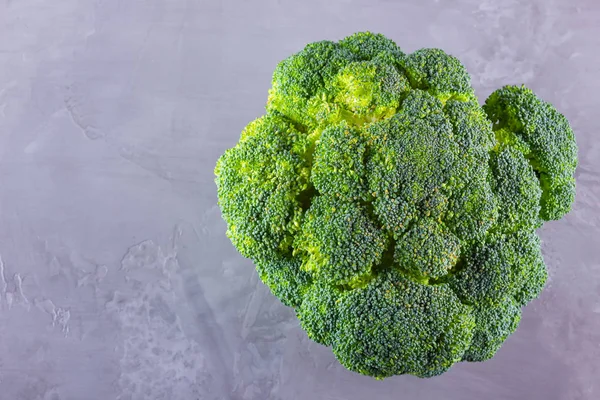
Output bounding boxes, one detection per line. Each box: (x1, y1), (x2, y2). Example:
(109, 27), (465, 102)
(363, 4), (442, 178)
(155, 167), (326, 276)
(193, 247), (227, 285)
(0, 0), (599, 399)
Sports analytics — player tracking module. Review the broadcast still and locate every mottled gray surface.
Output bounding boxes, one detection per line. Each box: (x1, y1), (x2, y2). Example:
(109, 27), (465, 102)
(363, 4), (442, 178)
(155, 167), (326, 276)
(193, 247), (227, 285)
(0, 0), (598, 399)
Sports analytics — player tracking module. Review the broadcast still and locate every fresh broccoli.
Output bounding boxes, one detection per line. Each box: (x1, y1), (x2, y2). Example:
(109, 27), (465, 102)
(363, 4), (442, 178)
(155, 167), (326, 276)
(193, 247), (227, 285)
(214, 32), (578, 379)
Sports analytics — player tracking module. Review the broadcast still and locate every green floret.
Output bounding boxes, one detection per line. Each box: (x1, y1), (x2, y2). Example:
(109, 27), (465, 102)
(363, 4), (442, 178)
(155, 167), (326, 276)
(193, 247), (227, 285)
(394, 218), (461, 281)
(450, 234), (515, 305)
(483, 85), (578, 221)
(268, 41), (355, 127)
(214, 113), (311, 262)
(511, 231), (548, 307)
(329, 59), (409, 120)
(444, 98), (495, 155)
(539, 173), (577, 221)
(444, 176), (498, 243)
(462, 296), (521, 362)
(296, 281), (340, 346)
(268, 32), (411, 131)
(403, 48), (476, 103)
(442, 98), (498, 242)
(255, 255), (312, 308)
(333, 270), (475, 379)
(311, 121), (368, 201)
(419, 188), (449, 219)
(489, 147), (542, 233)
(450, 231), (547, 305)
(338, 31), (406, 61)
(365, 91), (459, 238)
(400, 88), (446, 118)
(215, 32), (577, 380)
(294, 195), (388, 285)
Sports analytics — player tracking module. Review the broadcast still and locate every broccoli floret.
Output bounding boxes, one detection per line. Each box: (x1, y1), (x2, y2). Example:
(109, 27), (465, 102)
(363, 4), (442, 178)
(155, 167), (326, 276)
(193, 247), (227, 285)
(402, 48), (476, 103)
(338, 31), (406, 61)
(489, 146), (542, 233)
(333, 270), (475, 379)
(450, 235), (511, 305)
(483, 85), (578, 221)
(255, 255), (311, 308)
(445, 98), (496, 153)
(311, 121), (368, 201)
(267, 40), (355, 128)
(449, 230), (547, 308)
(215, 32), (577, 379)
(214, 113), (311, 262)
(462, 295), (522, 362)
(329, 59), (410, 120)
(444, 174), (498, 243)
(394, 218), (461, 281)
(443, 98), (499, 242)
(296, 280), (340, 346)
(294, 195), (388, 285)
(365, 90), (459, 238)
(511, 231), (548, 307)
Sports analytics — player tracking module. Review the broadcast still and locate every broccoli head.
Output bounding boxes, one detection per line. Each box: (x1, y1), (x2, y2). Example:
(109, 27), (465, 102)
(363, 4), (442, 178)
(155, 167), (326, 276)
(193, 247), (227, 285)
(214, 32), (578, 378)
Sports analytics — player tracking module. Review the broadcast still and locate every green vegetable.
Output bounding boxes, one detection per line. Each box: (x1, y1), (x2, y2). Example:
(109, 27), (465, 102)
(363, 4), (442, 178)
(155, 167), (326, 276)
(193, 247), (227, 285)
(214, 32), (578, 379)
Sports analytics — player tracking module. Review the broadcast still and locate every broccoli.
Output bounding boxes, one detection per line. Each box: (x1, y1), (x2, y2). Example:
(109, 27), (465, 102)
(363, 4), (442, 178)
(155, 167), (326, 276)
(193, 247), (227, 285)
(214, 32), (578, 379)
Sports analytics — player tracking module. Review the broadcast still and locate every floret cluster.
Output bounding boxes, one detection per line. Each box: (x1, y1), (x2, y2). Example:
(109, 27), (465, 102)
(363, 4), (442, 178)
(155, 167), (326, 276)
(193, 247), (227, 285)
(215, 32), (577, 378)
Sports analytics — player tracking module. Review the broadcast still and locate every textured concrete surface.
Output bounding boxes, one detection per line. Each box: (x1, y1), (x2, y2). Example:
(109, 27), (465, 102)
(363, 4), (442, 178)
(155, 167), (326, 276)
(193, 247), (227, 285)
(0, 0), (598, 399)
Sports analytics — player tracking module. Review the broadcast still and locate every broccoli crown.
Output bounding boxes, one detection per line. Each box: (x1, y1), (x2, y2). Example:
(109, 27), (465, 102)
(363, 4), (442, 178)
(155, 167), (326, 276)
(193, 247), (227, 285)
(214, 32), (578, 379)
